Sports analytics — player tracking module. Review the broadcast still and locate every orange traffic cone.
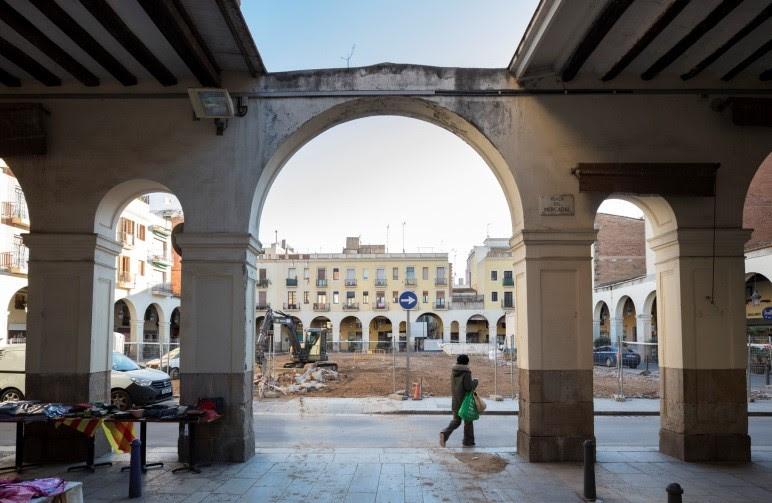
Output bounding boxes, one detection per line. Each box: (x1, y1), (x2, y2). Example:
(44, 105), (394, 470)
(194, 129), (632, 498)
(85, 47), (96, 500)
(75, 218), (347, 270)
(411, 381), (422, 400)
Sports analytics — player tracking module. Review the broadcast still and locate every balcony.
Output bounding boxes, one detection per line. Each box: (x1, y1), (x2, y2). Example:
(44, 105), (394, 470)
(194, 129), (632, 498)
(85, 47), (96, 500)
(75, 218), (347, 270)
(149, 254), (172, 269)
(256, 303), (270, 310)
(451, 295), (484, 310)
(404, 278), (417, 287)
(433, 301), (448, 310)
(286, 278), (298, 287)
(313, 303), (330, 312)
(0, 251), (27, 275)
(117, 271), (135, 289)
(316, 279), (328, 287)
(1, 202), (29, 230)
(345, 279), (357, 287)
(152, 283), (174, 296)
(501, 300), (515, 310)
(435, 278), (448, 286)
(282, 303), (299, 311)
(257, 278), (270, 288)
(118, 230), (135, 249)
(373, 302), (388, 311)
(502, 277), (514, 287)
(374, 279), (387, 287)
(343, 302), (359, 311)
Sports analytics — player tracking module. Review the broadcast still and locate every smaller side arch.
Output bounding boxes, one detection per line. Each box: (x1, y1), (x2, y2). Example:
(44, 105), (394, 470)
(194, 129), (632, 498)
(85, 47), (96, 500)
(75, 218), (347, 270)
(94, 179), (176, 238)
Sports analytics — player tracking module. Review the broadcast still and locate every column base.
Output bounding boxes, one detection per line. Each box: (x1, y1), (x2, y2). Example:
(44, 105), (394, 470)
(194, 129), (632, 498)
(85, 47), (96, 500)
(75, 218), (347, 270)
(517, 430), (593, 462)
(518, 369), (593, 462)
(660, 429), (750, 462)
(179, 371), (255, 463)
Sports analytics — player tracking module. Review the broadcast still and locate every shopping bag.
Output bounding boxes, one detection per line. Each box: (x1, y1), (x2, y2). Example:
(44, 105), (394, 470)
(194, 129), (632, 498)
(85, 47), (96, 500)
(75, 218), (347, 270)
(473, 391), (487, 412)
(457, 391), (479, 422)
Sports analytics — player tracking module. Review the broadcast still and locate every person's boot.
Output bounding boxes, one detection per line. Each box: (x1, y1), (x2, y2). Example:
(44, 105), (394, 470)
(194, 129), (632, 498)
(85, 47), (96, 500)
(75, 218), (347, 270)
(439, 432), (446, 447)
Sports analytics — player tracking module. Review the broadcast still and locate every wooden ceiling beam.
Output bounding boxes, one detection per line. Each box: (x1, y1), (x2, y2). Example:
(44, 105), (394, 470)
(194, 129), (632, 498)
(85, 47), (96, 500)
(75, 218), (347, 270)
(137, 0), (220, 87)
(79, 0), (177, 87)
(0, 0), (98, 86)
(0, 65), (20, 87)
(682, 4), (772, 80)
(29, 0), (137, 86)
(722, 39), (772, 81)
(642, 0), (742, 80)
(602, 0), (690, 81)
(560, 0), (634, 82)
(572, 163), (719, 196)
(0, 36), (60, 86)
(216, 0), (265, 76)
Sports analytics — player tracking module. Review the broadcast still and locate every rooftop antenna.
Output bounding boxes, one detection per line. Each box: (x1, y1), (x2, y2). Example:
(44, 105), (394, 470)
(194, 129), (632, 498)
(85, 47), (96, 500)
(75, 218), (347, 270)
(486, 223), (491, 238)
(386, 224), (390, 253)
(341, 44), (356, 68)
(274, 229), (278, 246)
(402, 221), (406, 253)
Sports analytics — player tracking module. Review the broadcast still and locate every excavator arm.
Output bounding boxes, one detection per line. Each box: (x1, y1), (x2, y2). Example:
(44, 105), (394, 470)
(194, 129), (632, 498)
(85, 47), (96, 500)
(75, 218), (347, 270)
(256, 308), (303, 366)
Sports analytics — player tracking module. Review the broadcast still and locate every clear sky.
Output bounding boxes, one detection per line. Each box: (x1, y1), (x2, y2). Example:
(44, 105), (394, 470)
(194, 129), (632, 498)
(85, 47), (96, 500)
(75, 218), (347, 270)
(240, 2), (641, 280)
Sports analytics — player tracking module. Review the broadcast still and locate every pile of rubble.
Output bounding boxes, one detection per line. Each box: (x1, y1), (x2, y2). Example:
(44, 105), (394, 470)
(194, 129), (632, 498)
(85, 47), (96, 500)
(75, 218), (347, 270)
(256, 365), (340, 398)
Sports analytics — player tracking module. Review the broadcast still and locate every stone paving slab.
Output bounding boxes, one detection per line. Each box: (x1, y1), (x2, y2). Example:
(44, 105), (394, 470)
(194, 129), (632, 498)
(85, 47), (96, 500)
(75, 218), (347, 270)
(255, 396), (772, 416)
(1, 447), (772, 502)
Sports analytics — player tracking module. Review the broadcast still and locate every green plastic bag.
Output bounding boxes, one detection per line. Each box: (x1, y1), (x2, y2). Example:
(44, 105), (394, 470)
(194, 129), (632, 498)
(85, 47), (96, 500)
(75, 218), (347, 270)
(457, 391), (479, 422)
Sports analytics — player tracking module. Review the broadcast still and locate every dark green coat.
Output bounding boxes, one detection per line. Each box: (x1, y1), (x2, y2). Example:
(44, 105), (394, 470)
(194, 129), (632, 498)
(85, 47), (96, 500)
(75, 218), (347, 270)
(450, 364), (478, 412)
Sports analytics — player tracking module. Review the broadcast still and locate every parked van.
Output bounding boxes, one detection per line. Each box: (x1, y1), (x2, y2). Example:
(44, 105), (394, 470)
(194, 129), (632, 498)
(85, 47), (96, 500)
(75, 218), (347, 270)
(0, 345), (173, 410)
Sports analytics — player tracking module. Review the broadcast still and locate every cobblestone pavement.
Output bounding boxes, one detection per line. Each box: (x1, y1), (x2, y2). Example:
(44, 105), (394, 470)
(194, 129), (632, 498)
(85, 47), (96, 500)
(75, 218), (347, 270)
(2, 447), (772, 502)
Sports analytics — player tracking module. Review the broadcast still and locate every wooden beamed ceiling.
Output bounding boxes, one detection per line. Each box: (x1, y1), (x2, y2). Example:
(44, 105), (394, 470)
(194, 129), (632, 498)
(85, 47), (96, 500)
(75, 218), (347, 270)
(560, 0), (772, 83)
(0, 0), (260, 88)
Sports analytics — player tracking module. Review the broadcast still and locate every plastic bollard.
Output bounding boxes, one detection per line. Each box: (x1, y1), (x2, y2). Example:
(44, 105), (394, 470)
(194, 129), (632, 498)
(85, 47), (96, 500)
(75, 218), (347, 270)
(666, 482), (683, 503)
(583, 439), (596, 501)
(128, 439), (142, 498)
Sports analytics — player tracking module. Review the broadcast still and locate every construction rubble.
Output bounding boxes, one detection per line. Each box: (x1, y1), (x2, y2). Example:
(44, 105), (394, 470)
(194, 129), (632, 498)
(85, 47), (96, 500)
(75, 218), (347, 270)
(256, 364), (340, 398)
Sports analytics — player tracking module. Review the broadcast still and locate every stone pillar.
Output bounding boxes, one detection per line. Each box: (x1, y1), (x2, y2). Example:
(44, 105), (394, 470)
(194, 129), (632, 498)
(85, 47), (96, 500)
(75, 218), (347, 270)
(513, 230), (595, 462)
(130, 320), (145, 361)
(636, 315), (651, 344)
(331, 323), (340, 352)
(443, 323), (451, 343)
(23, 233), (120, 403)
(391, 326), (399, 352)
(176, 233), (257, 463)
(609, 317), (624, 345)
(592, 319), (601, 341)
(651, 228), (750, 462)
(459, 326), (466, 344)
(158, 321), (171, 358)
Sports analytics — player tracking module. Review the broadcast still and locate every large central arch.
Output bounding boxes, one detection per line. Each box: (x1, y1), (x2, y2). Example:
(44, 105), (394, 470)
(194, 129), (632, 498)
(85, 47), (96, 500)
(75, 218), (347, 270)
(249, 96), (524, 237)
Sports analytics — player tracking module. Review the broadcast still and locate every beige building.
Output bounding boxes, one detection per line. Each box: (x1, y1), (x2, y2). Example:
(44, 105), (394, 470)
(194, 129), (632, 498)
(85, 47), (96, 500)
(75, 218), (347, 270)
(257, 237), (513, 352)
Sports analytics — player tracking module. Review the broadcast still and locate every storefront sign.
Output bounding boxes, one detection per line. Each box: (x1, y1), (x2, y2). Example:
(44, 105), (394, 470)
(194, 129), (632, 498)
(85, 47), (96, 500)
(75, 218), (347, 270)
(763, 307), (772, 320)
(540, 194), (575, 216)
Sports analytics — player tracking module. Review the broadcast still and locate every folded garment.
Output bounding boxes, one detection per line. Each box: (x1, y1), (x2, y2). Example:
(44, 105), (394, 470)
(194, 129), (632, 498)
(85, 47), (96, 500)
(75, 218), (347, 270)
(0, 477), (66, 502)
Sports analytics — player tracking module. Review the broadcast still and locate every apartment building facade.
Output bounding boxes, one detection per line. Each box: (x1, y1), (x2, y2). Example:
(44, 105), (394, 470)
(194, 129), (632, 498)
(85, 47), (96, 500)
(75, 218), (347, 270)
(257, 237), (512, 352)
(0, 160), (30, 343)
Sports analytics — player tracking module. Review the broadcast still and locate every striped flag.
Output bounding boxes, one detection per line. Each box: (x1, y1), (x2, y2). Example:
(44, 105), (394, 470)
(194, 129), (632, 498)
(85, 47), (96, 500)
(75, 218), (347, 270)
(102, 421), (136, 453)
(55, 418), (102, 437)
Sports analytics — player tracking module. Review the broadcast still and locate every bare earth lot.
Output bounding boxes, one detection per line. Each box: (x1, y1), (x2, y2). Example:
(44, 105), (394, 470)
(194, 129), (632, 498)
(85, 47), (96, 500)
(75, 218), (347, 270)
(254, 352), (660, 399)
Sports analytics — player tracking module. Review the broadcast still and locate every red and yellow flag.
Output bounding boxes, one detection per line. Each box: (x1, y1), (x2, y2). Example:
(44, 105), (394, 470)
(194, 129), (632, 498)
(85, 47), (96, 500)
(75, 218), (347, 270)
(102, 421), (136, 453)
(55, 418), (102, 437)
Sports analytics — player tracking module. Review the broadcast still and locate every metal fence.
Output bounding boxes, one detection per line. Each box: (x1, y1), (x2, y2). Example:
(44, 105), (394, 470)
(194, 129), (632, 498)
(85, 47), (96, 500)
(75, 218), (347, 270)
(748, 335), (772, 400)
(122, 341), (180, 373)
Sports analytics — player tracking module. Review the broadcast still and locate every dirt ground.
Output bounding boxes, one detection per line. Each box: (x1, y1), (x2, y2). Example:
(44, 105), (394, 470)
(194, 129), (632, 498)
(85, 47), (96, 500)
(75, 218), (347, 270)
(253, 352), (660, 399)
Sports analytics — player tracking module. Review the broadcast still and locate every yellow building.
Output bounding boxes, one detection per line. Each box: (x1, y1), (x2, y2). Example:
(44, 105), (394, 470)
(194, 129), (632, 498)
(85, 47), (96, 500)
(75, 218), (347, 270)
(256, 237), (451, 351)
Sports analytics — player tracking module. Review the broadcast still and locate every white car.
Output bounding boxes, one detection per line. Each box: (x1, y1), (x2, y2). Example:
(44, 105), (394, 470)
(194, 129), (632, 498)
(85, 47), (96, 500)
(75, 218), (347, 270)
(0, 345), (173, 411)
(145, 347), (180, 379)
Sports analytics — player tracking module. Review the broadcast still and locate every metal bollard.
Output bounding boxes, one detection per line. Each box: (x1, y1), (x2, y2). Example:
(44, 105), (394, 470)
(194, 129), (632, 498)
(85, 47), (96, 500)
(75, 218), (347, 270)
(666, 482), (683, 503)
(583, 439), (596, 501)
(128, 439), (142, 498)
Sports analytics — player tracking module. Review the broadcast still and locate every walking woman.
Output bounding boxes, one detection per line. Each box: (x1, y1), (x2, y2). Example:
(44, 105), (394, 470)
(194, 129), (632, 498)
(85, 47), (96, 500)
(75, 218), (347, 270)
(439, 354), (478, 447)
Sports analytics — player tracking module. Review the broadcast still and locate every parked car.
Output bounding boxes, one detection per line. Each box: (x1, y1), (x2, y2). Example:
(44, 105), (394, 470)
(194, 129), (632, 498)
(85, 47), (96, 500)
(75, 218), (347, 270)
(0, 345), (173, 411)
(593, 345), (641, 369)
(146, 347), (180, 379)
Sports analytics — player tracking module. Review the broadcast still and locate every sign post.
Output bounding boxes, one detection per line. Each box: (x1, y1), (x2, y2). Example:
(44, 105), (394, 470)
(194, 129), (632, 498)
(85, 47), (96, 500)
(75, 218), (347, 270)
(399, 291), (418, 398)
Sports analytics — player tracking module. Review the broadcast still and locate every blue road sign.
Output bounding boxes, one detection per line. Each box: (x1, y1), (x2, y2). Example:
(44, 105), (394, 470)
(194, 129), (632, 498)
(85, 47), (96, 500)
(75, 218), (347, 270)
(399, 291), (418, 310)
(764, 307), (772, 321)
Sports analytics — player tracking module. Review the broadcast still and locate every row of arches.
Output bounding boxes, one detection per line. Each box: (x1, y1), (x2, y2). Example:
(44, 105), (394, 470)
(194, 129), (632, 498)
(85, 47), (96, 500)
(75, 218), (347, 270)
(594, 291), (657, 344)
(114, 299), (180, 361)
(256, 312), (508, 352)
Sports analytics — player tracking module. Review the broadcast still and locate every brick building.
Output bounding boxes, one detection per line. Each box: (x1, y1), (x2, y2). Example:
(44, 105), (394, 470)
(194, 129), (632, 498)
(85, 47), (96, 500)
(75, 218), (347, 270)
(593, 213), (646, 286)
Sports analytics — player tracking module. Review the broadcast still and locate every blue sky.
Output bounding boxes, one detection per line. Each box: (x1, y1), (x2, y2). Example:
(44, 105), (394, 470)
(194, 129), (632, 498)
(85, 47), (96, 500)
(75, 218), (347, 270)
(242, 0), (539, 71)
(240, 2), (641, 280)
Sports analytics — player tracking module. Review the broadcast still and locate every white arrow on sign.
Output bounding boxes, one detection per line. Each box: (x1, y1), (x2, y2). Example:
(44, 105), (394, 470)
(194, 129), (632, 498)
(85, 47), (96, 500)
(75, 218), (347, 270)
(404, 296), (416, 306)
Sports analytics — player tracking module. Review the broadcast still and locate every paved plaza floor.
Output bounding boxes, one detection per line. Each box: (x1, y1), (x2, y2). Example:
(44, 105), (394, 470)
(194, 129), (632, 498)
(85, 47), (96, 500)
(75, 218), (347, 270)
(3, 446), (772, 502)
